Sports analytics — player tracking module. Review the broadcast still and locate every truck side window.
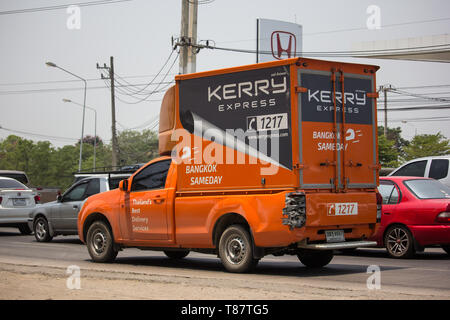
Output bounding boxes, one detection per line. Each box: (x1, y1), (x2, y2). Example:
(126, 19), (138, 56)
(63, 182), (89, 202)
(429, 159), (449, 180)
(131, 160), (171, 192)
(392, 160), (427, 177)
(85, 179), (100, 198)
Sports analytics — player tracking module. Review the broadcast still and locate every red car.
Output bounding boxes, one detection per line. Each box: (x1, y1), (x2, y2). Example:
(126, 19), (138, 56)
(371, 176), (450, 258)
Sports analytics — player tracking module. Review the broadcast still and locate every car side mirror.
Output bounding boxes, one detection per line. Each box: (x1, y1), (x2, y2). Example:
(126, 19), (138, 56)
(119, 179), (129, 192)
(56, 194), (62, 202)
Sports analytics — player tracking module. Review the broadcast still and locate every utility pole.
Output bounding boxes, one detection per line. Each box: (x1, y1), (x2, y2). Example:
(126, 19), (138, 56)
(97, 57), (119, 169)
(179, 0), (198, 74)
(380, 84), (392, 137)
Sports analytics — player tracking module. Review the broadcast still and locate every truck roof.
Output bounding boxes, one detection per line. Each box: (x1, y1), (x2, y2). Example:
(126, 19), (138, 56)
(174, 57), (379, 81)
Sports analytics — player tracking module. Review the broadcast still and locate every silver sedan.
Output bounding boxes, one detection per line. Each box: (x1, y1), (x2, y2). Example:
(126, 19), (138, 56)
(0, 177), (38, 234)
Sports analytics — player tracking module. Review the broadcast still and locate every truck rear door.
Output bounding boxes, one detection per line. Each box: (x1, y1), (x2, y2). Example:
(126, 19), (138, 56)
(297, 68), (378, 190)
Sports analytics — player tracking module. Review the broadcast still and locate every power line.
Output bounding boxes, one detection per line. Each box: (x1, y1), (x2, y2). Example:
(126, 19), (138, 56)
(401, 116), (450, 122)
(304, 17), (450, 36)
(0, 0), (134, 15)
(377, 104), (450, 112)
(128, 116), (160, 131)
(187, 0), (215, 4)
(0, 82), (172, 96)
(217, 16), (450, 44)
(395, 84), (450, 90)
(113, 73), (173, 97)
(0, 73), (177, 87)
(97, 49), (177, 104)
(0, 126), (78, 142)
(378, 97), (450, 104)
(191, 41), (450, 58)
(110, 52), (179, 104)
(112, 50), (177, 98)
(390, 88), (450, 102)
(101, 77), (173, 104)
(379, 117), (450, 123)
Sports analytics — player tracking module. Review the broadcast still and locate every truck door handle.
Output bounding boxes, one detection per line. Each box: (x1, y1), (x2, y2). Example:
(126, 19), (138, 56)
(384, 212), (391, 215)
(153, 196), (165, 204)
(73, 205), (79, 209)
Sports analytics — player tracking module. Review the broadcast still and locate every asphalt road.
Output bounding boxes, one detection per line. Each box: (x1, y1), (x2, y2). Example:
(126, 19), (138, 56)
(0, 227), (449, 299)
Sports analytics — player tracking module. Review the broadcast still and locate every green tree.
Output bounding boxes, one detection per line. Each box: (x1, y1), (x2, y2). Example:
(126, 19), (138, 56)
(378, 134), (399, 168)
(79, 135), (103, 147)
(49, 144), (79, 189)
(0, 135), (34, 173)
(116, 129), (159, 166)
(378, 126), (409, 159)
(403, 132), (450, 161)
(28, 141), (55, 186)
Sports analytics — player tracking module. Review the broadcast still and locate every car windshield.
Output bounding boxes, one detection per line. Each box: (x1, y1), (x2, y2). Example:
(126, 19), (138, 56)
(0, 179), (28, 190)
(404, 179), (450, 199)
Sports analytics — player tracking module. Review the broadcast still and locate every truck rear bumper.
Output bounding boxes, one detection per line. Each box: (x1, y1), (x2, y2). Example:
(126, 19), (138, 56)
(297, 240), (377, 250)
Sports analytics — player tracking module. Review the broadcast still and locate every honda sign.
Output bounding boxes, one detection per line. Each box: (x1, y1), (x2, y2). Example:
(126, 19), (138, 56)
(257, 19), (302, 63)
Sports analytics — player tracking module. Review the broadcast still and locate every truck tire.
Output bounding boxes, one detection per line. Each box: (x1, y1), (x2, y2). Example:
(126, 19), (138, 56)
(218, 224), (259, 273)
(34, 217), (53, 242)
(18, 223), (32, 235)
(297, 249), (333, 268)
(86, 221), (118, 263)
(164, 250), (190, 259)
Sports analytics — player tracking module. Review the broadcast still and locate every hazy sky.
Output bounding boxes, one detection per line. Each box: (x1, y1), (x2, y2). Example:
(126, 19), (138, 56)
(1, 0), (450, 148)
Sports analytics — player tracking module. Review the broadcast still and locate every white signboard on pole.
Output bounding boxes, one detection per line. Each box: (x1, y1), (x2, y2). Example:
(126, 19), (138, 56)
(257, 18), (303, 63)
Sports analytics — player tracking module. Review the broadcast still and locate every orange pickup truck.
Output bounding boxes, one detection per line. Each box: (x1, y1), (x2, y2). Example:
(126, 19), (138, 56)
(78, 58), (382, 272)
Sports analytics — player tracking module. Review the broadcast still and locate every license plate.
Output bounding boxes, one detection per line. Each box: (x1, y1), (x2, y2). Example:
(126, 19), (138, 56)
(327, 202), (358, 216)
(325, 230), (345, 243)
(13, 198), (26, 206)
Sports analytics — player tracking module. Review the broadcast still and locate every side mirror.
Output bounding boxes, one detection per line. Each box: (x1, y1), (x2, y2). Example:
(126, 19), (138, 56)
(56, 194), (62, 202)
(119, 179), (129, 192)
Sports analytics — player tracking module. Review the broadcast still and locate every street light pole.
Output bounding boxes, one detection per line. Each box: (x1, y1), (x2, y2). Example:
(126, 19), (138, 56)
(46, 62), (87, 172)
(63, 99), (97, 171)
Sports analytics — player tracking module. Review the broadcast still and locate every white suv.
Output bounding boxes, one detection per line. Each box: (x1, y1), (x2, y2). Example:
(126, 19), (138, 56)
(389, 156), (450, 187)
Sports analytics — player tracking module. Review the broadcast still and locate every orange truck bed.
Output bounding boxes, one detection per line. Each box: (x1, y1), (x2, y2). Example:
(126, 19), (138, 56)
(78, 57), (381, 273)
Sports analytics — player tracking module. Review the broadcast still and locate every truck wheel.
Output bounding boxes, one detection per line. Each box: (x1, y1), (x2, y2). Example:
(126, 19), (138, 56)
(164, 250), (190, 259)
(34, 217), (53, 242)
(86, 221), (118, 263)
(384, 225), (415, 259)
(297, 249), (333, 268)
(218, 224), (259, 273)
(18, 224), (32, 235)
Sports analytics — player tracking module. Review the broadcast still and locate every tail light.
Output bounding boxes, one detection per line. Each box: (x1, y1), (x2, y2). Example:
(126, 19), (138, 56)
(436, 205), (450, 223)
(34, 195), (41, 204)
(376, 192), (382, 223)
